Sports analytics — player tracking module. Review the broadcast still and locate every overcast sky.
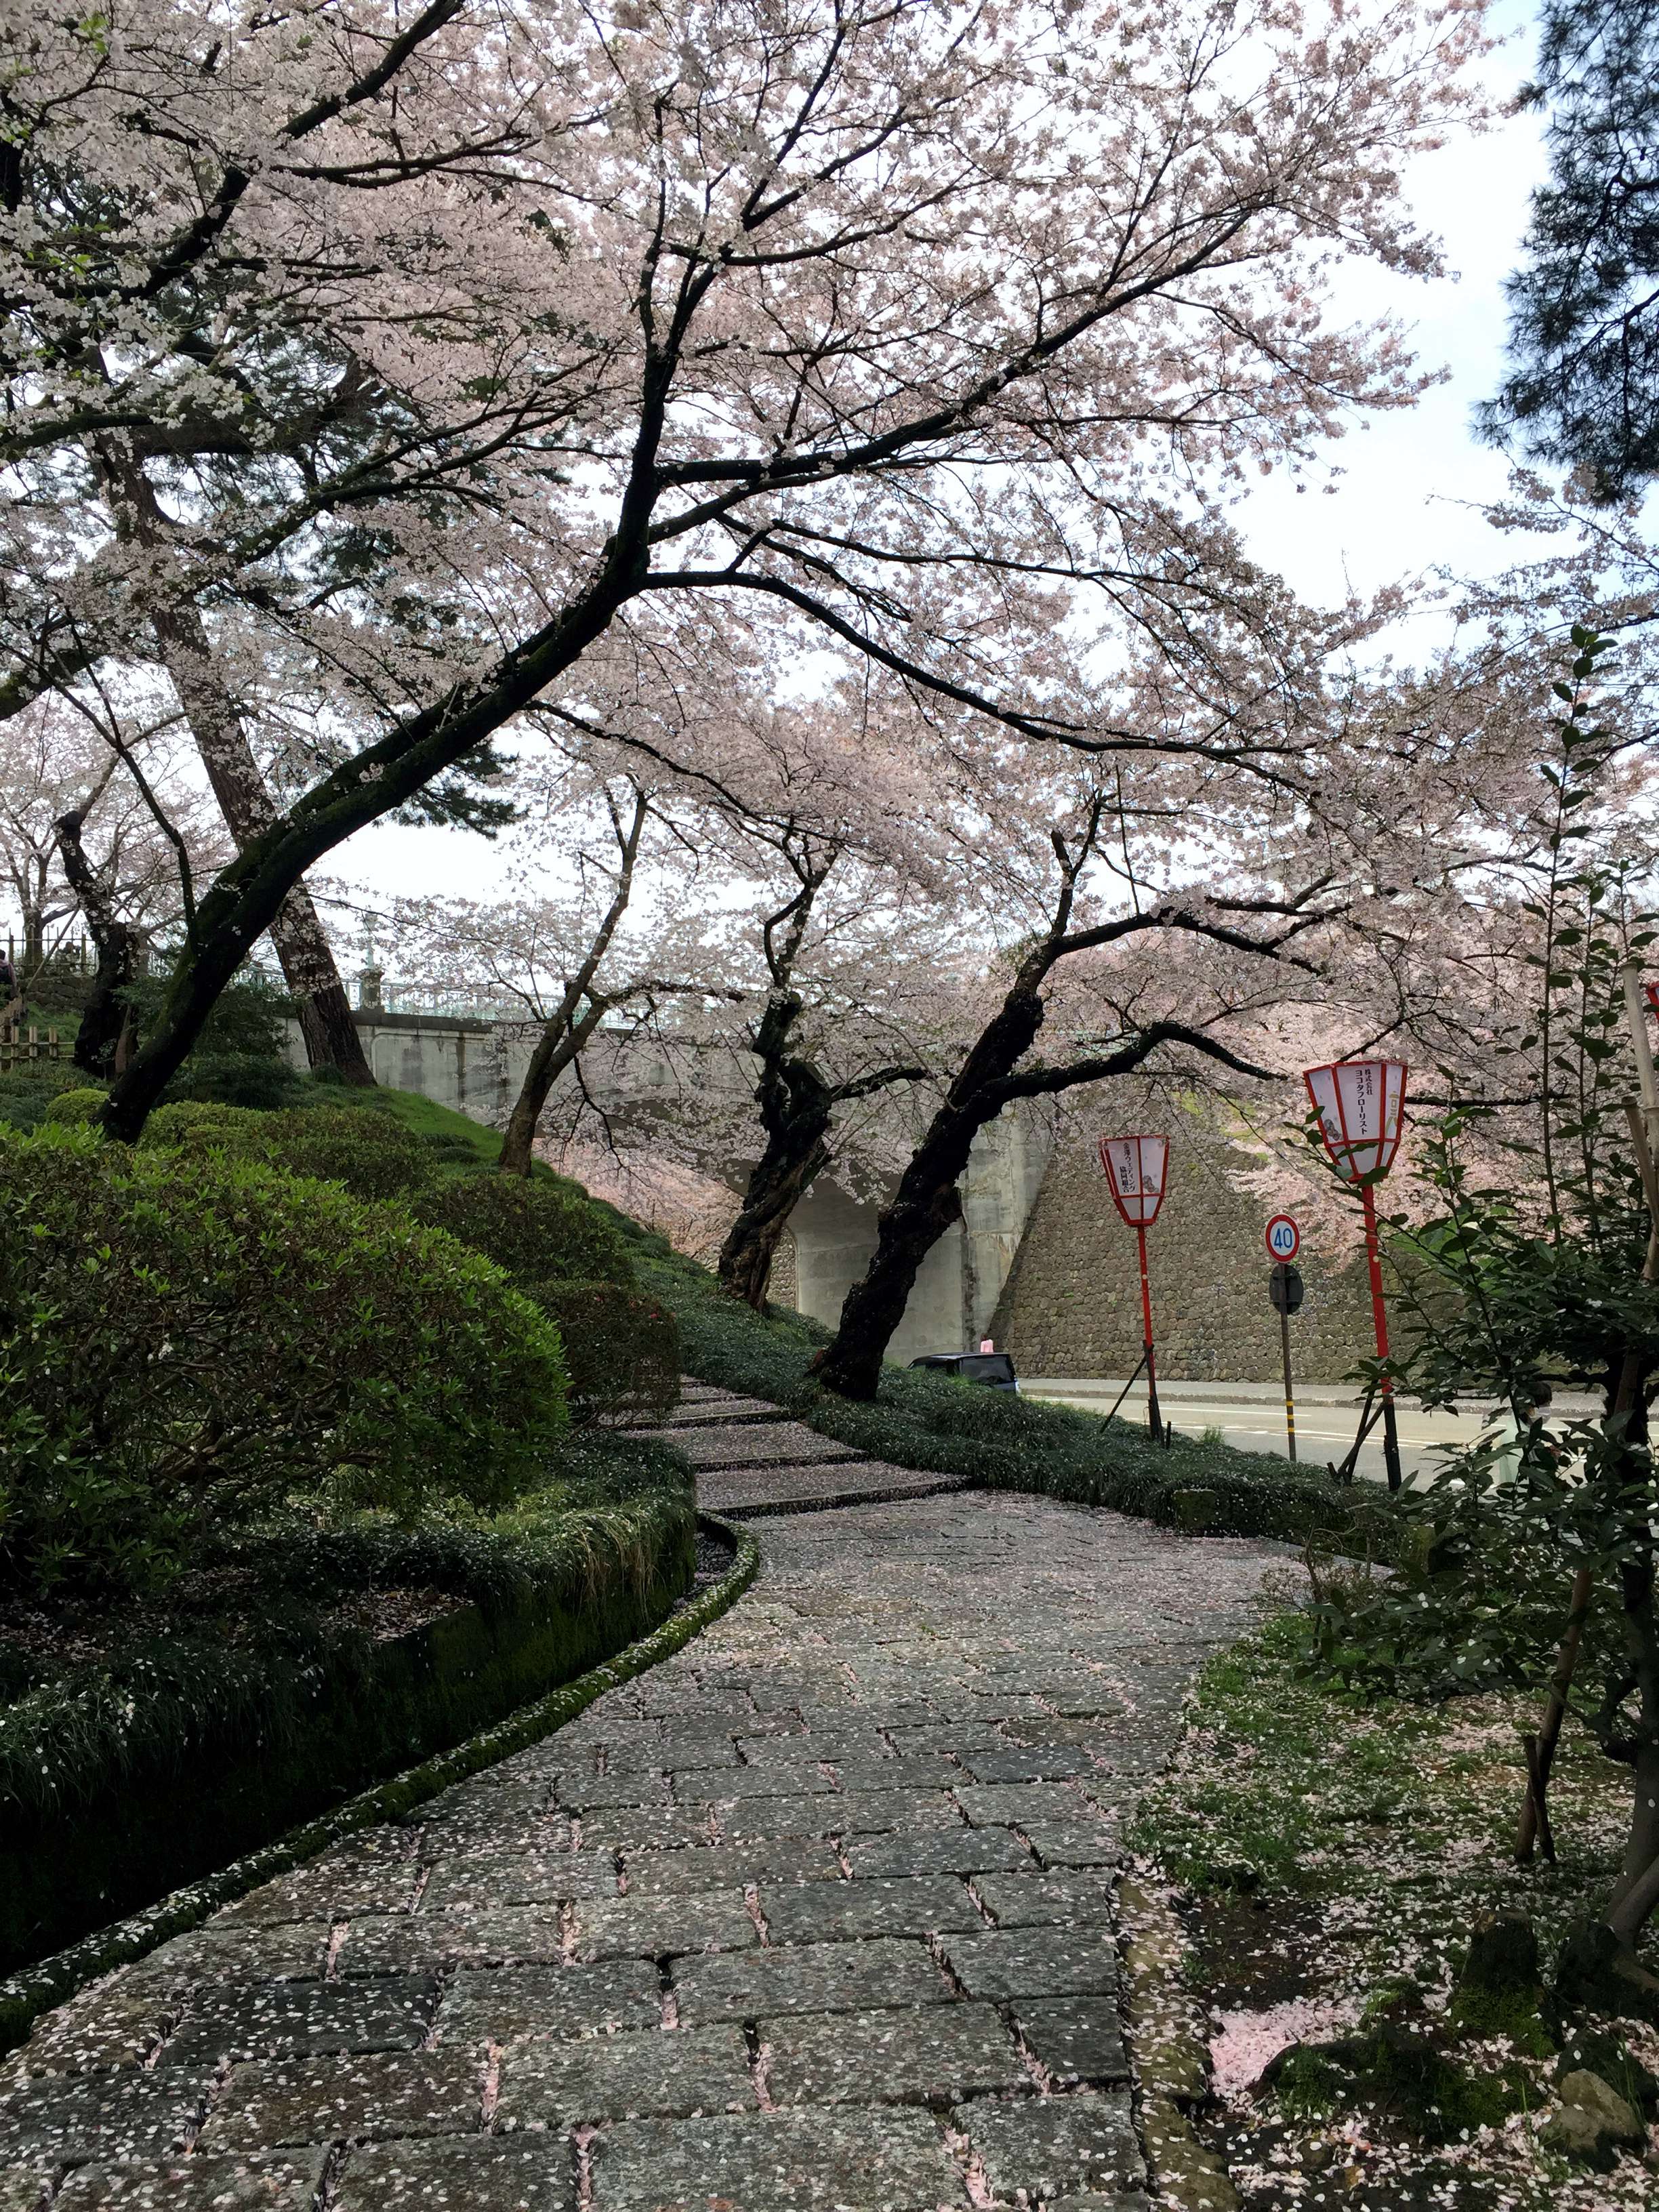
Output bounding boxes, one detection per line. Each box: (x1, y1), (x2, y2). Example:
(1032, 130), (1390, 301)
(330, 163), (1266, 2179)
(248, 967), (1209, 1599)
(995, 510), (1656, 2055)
(339, 0), (1555, 928)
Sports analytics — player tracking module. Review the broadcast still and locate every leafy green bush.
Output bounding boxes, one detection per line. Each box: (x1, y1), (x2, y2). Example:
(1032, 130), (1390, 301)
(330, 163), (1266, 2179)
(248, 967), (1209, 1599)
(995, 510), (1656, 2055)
(142, 1101), (438, 1202)
(41, 1088), (106, 1125)
(530, 1281), (681, 1426)
(411, 1172), (636, 1290)
(141, 1101), (269, 1149)
(121, 967), (305, 1110)
(0, 1126), (570, 1597)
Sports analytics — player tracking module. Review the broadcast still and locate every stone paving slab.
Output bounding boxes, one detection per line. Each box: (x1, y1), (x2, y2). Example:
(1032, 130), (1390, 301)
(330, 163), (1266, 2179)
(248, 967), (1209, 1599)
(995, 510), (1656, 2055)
(589, 2106), (966, 2210)
(671, 1937), (951, 2022)
(433, 1963), (661, 2045)
(55, 2152), (329, 2209)
(760, 1875), (983, 1945)
(669, 1424), (863, 1471)
(622, 1839), (844, 1893)
(157, 1980), (438, 2068)
(649, 1396), (787, 1427)
(333, 2135), (575, 2210)
(972, 1869), (1119, 1927)
(336, 1906), (569, 1974)
(937, 1924), (1118, 2003)
(0, 2075), (206, 2167)
(955, 2089), (1144, 2196)
(843, 1825), (1038, 1879)
(497, 2027), (755, 2125)
(200, 2051), (483, 2152)
(1015, 1996), (1132, 2086)
(220, 1856), (421, 1926)
(569, 1890), (758, 1962)
(762, 2001), (1029, 2106)
(701, 1462), (971, 1516)
(419, 1847), (619, 1908)
(5, 1487), (1283, 2208)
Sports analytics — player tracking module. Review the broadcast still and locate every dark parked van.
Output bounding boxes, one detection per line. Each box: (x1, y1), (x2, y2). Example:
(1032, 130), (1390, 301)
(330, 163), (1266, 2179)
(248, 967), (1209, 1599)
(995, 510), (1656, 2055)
(908, 1351), (1019, 1392)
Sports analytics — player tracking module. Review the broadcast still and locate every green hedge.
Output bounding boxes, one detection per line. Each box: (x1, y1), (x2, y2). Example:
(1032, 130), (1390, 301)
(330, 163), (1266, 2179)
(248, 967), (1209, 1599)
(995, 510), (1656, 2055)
(143, 1099), (442, 1202)
(0, 1126), (569, 1596)
(0, 1437), (695, 1970)
(531, 1279), (682, 1426)
(644, 1252), (1403, 1549)
(410, 1170), (638, 1289)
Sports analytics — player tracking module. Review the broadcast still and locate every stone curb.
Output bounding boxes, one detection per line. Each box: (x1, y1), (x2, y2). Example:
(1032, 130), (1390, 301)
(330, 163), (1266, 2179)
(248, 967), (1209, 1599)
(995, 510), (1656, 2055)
(0, 1511), (759, 2056)
(718, 1473), (972, 1518)
(1117, 1875), (1240, 2212)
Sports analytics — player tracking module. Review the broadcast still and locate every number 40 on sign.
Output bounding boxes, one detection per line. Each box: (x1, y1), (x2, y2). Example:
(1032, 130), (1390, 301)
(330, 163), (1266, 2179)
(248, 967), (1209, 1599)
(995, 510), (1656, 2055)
(1265, 1214), (1300, 1261)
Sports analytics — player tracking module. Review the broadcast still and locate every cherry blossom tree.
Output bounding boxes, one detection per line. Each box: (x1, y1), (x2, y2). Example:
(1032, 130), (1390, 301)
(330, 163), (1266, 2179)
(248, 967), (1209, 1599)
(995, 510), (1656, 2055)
(0, 689), (228, 1067)
(0, 0), (1492, 1138)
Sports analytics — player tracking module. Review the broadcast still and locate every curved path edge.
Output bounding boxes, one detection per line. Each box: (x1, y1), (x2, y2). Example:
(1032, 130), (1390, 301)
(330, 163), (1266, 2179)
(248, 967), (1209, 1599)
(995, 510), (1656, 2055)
(0, 1514), (758, 2057)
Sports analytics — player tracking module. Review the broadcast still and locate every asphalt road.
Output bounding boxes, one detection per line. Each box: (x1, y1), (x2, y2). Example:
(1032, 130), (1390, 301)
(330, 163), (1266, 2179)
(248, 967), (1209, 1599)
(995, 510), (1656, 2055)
(1019, 1380), (1594, 1489)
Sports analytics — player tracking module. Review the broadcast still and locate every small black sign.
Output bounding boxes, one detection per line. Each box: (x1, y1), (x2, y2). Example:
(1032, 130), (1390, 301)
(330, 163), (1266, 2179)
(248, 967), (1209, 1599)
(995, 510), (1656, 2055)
(1269, 1262), (1304, 1315)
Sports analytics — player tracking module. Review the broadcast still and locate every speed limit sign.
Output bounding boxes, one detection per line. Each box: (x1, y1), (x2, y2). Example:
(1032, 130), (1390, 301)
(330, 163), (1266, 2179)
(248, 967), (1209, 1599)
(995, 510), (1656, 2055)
(1265, 1214), (1300, 1261)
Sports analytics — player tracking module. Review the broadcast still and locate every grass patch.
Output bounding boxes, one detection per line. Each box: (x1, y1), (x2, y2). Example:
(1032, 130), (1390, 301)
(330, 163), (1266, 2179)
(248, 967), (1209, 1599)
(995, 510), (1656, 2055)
(1131, 1611), (1655, 2209)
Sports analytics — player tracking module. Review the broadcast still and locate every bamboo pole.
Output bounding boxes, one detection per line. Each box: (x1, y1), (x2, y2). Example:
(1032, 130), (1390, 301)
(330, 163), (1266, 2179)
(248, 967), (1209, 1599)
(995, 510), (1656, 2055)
(1518, 960), (1659, 1861)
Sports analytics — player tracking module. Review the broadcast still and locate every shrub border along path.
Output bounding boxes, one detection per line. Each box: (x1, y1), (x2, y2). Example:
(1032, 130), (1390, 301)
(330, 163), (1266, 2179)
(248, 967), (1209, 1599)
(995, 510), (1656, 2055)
(0, 1514), (758, 2057)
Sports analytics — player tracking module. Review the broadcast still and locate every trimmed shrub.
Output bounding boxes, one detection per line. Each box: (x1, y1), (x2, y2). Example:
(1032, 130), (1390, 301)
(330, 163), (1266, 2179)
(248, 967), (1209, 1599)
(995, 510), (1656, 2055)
(142, 1102), (438, 1203)
(41, 1088), (106, 1125)
(0, 1126), (570, 1597)
(530, 1281), (681, 1426)
(264, 1107), (438, 1201)
(411, 1172), (636, 1290)
(141, 1101), (268, 1149)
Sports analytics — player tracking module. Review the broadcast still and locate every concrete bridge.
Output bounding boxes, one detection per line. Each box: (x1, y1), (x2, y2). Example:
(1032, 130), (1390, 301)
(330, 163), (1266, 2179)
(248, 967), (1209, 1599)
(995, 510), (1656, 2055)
(283, 1004), (1050, 1365)
(285, 999), (1385, 1385)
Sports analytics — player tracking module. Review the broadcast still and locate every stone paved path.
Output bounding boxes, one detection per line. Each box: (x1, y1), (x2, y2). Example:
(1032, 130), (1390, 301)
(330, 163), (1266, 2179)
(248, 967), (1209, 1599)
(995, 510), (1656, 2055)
(654, 1387), (971, 1517)
(0, 1481), (1285, 2211)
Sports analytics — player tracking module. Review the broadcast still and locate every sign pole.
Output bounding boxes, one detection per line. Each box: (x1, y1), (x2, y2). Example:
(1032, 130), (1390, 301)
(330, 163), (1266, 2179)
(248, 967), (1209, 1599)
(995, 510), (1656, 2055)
(1136, 1221), (1162, 1445)
(1361, 1183), (1403, 1492)
(1279, 1302), (1296, 1461)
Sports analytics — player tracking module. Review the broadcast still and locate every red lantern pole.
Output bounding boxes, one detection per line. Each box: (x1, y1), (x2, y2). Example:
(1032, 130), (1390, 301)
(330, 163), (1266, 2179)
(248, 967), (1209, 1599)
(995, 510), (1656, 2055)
(1303, 1059), (1408, 1494)
(1136, 1221), (1162, 1446)
(1360, 1183), (1403, 1493)
(1099, 1133), (1169, 1446)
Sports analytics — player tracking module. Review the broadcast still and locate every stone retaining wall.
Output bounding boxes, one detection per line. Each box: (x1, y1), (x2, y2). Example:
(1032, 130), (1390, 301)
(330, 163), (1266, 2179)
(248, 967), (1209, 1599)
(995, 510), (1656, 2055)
(990, 1119), (1386, 1386)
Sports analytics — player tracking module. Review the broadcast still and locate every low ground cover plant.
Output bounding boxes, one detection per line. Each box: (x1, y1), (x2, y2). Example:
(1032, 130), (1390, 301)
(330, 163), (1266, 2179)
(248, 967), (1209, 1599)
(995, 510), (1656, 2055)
(1132, 1616), (1656, 2209)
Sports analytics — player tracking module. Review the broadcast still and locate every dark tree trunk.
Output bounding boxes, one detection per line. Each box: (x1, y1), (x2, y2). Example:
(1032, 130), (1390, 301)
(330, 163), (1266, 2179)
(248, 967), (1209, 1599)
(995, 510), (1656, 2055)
(717, 990), (838, 1311)
(498, 1017), (591, 1176)
(718, 1105), (833, 1309)
(55, 808), (141, 1081)
(152, 605), (375, 1087)
(813, 989), (1046, 1398)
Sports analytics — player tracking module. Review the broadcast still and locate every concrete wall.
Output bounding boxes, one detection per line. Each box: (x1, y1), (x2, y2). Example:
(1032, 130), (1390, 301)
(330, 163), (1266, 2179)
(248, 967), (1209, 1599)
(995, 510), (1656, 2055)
(285, 1010), (1051, 1363)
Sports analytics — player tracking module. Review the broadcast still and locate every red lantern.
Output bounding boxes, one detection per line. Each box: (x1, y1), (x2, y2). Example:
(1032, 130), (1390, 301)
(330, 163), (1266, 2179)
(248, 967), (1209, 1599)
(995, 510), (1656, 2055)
(1303, 1059), (1409, 1491)
(1097, 1134), (1168, 1227)
(1099, 1134), (1169, 1441)
(1303, 1059), (1407, 1185)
